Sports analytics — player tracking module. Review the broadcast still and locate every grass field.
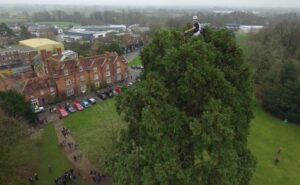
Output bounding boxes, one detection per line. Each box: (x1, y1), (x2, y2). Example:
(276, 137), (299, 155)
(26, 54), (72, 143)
(248, 107), (300, 185)
(0, 18), (28, 23)
(64, 99), (126, 169)
(34, 124), (88, 185)
(34, 21), (79, 28)
(63, 97), (300, 185)
(128, 56), (142, 67)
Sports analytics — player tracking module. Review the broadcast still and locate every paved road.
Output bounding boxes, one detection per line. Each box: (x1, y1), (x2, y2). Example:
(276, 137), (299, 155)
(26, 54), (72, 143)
(125, 51), (139, 62)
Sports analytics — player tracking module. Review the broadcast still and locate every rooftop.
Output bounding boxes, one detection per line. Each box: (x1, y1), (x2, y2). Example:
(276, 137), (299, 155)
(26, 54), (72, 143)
(19, 38), (62, 48)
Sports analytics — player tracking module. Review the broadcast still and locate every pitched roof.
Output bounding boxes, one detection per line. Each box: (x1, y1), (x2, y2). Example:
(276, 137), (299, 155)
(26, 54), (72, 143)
(22, 77), (56, 95)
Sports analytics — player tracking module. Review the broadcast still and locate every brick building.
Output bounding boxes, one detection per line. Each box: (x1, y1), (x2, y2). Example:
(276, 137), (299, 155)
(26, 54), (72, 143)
(0, 45), (37, 70)
(21, 77), (57, 106)
(43, 50), (128, 98)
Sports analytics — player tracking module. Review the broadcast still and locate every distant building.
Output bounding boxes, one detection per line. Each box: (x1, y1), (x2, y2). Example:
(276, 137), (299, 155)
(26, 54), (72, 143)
(226, 24), (241, 31)
(19, 38), (64, 53)
(0, 45), (37, 70)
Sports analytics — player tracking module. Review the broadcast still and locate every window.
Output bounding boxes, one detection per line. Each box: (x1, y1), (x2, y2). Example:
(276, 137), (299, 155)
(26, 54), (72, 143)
(95, 81), (100, 88)
(117, 74), (121, 81)
(79, 66), (83, 72)
(66, 88), (74, 97)
(80, 85), (87, 93)
(106, 71), (110, 77)
(40, 90), (45, 96)
(80, 75), (85, 81)
(93, 67), (97, 73)
(117, 68), (121, 74)
(117, 61), (120, 67)
(106, 77), (111, 84)
(64, 69), (69, 76)
(94, 74), (99, 80)
(124, 72), (128, 79)
(50, 87), (55, 95)
(106, 64), (110, 70)
(66, 79), (72, 86)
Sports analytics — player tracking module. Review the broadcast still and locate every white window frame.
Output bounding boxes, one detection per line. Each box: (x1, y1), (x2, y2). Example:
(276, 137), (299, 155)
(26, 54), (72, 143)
(106, 64), (110, 70)
(95, 81), (100, 87)
(80, 75), (85, 81)
(93, 67), (97, 73)
(66, 88), (74, 97)
(66, 79), (72, 86)
(64, 69), (69, 76)
(117, 68), (121, 74)
(79, 66), (83, 72)
(106, 71), (110, 77)
(94, 74), (99, 80)
(117, 61), (120, 67)
(40, 89), (45, 96)
(117, 74), (121, 81)
(80, 85), (87, 93)
(106, 77), (111, 84)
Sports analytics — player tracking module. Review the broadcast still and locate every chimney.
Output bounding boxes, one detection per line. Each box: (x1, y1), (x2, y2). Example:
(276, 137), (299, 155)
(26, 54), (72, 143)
(40, 50), (47, 62)
(57, 48), (62, 55)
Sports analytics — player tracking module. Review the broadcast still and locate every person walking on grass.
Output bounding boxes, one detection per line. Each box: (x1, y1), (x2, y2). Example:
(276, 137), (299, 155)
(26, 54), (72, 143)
(275, 154), (280, 165)
(48, 165), (52, 174)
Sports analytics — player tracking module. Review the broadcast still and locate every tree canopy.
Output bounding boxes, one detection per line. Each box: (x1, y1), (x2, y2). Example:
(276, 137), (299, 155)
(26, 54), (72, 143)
(106, 28), (256, 185)
(0, 90), (37, 125)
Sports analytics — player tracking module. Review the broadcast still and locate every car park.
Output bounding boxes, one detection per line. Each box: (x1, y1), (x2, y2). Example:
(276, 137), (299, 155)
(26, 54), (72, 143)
(106, 90), (114, 97)
(87, 98), (97, 105)
(73, 101), (84, 111)
(80, 100), (91, 108)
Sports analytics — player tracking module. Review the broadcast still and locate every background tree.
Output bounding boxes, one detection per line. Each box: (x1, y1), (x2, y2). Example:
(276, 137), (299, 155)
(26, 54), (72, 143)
(20, 25), (32, 39)
(106, 28), (256, 185)
(0, 90), (37, 125)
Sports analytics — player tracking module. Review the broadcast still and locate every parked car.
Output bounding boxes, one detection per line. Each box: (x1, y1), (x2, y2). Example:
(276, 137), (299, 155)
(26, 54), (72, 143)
(73, 101), (84, 111)
(56, 107), (69, 118)
(87, 98), (97, 105)
(33, 105), (44, 113)
(80, 100), (91, 108)
(65, 103), (77, 113)
(97, 93), (108, 100)
(105, 90), (114, 97)
(115, 86), (122, 94)
(112, 90), (119, 96)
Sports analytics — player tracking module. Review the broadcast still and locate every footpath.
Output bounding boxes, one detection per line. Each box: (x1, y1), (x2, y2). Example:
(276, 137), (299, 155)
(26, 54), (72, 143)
(53, 119), (112, 185)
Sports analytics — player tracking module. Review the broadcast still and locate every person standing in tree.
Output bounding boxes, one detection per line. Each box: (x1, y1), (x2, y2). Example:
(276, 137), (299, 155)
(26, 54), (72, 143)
(184, 16), (202, 36)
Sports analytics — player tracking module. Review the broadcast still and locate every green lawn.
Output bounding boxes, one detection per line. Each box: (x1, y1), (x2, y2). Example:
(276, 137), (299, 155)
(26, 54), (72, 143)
(64, 99), (126, 169)
(34, 124), (88, 185)
(63, 98), (300, 185)
(128, 56), (142, 67)
(34, 21), (79, 28)
(248, 107), (300, 185)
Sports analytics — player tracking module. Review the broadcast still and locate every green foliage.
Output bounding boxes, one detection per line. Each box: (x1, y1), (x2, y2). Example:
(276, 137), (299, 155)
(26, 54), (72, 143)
(20, 25), (32, 39)
(0, 23), (14, 37)
(108, 28), (256, 185)
(128, 56), (142, 67)
(96, 41), (123, 55)
(0, 90), (37, 125)
(64, 41), (91, 57)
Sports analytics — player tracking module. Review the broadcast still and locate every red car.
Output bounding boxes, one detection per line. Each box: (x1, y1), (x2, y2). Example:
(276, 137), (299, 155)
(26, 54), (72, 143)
(73, 101), (84, 111)
(56, 107), (69, 119)
(115, 86), (122, 94)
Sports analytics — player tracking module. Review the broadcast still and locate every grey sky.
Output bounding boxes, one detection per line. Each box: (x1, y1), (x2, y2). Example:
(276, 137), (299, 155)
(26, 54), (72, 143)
(0, 0), (299, 7)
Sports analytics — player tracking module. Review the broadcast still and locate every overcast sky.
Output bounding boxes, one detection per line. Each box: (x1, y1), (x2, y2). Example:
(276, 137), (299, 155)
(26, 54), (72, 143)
(0, 0), (299, 7)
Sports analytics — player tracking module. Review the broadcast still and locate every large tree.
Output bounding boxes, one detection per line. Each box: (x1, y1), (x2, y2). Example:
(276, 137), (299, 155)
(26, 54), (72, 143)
(107, 28), (256, 185)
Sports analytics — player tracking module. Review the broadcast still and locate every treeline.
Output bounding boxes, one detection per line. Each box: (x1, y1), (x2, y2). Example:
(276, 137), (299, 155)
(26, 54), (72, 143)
(244, 20), (300, 123)
(31, 10), (269, 27)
